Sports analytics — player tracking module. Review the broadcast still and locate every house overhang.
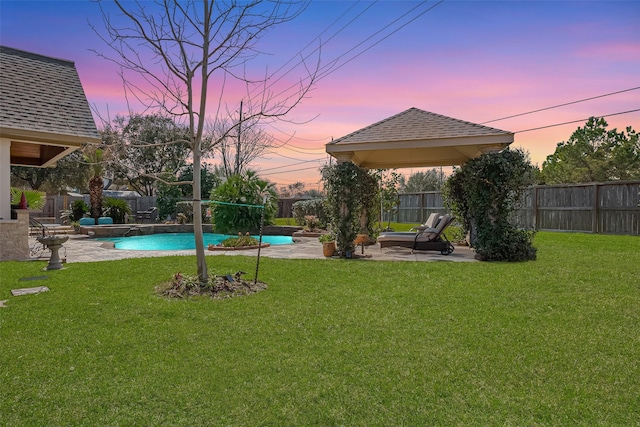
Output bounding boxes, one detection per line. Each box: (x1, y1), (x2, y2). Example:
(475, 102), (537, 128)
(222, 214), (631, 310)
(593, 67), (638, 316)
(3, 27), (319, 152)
(1, 127), (100, 167)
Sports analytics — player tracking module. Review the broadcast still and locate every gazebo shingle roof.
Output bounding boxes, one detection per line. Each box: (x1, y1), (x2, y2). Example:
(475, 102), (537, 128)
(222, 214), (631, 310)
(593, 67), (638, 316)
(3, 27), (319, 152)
(331, 107), (511, 145)
(0, 46), (100, 141)
(326, 107), (514, 168)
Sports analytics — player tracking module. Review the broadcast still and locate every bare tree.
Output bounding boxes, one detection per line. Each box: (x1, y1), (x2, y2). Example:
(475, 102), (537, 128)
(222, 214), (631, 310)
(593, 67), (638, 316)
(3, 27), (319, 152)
(208, 114), (275, 178)
(93, 0), (318, 284)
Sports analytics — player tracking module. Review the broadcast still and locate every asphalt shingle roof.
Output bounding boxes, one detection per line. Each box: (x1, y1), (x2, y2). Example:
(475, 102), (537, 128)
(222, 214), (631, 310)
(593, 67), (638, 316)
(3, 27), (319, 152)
(0, 46), (100, 140)
(330, 107), (512, 145)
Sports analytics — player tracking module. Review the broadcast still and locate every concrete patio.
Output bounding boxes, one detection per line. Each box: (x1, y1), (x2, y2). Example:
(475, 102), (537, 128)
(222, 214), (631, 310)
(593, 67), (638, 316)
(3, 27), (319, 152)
(29, 234), (478, 264)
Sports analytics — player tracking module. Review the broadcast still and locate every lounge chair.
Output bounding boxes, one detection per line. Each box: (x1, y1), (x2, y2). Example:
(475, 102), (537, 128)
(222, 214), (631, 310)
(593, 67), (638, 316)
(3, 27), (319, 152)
(377, 214), (455, 255)
(136, 207), (157, 222)
(410, 212), (440, 232)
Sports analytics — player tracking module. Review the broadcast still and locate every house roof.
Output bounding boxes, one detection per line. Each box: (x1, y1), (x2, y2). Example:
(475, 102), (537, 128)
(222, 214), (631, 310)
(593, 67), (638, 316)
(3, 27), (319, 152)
(325, 107), (514, 168)
(0, 45), (100, 167)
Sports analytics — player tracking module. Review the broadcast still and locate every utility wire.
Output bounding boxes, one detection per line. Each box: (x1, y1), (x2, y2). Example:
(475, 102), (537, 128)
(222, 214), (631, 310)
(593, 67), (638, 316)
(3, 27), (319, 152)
(482, 86), (640, 124)
(515, 108), (640, 134)
(259, 158), (325, 172)
(246, 1), (443, 112)
(261, 165), (325, 177)
(315, 1), (444, 83)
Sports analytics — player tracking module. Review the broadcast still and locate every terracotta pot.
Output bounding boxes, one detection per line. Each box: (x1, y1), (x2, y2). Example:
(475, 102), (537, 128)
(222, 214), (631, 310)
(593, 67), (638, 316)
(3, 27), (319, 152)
(322, 241), (336, 257)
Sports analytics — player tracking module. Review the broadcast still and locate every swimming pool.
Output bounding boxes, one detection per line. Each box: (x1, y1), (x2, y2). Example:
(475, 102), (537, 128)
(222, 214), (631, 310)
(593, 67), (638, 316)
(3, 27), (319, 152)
(99, 233), (294, 251)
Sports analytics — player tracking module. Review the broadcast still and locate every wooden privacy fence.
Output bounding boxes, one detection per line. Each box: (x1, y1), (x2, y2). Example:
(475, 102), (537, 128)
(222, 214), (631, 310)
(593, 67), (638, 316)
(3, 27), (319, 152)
(394, 191), (448, 224)
(39, 195), (157, 223)
(512, 181), (640, 235)
(397, 181), (640, 236)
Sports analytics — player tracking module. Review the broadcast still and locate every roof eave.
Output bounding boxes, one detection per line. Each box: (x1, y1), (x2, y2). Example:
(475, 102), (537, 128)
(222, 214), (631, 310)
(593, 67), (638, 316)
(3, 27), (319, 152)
(0, 126), (101, 146)
(325, 133), (514, 153)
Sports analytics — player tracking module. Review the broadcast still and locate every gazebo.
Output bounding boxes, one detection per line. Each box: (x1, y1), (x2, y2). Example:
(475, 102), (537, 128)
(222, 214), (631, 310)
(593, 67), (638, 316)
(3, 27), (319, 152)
(325, 107), (513, 168)
(0, 46), (100, 261)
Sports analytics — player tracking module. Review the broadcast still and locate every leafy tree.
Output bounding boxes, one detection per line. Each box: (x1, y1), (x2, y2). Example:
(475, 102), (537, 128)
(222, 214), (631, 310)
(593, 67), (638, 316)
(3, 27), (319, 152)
(155, 173), (183, 220)
(541, 117), (639, 184)
(177, 163), (221, 199)
(445, 148), (537, 262)
(94, 0), (318, 284)
(105, 114), (191, 196)
(398, 169), (445, 193)
(211, 171), (277, 234)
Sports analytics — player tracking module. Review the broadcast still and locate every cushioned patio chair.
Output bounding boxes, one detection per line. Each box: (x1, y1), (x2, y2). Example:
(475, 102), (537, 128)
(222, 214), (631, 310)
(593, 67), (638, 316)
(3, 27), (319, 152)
(410, 212), (440, 232)
(377, 214), (455, 255)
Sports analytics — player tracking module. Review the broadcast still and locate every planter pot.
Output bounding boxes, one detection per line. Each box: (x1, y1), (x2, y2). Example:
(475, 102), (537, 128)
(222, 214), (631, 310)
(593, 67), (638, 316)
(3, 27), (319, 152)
(322, 241), (336, 257)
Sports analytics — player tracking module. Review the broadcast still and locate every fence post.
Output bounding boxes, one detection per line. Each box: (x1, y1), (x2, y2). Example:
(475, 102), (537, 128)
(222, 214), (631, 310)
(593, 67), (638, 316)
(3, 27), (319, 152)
(592, 183), (599, 234)
(532, 186), (538, 230)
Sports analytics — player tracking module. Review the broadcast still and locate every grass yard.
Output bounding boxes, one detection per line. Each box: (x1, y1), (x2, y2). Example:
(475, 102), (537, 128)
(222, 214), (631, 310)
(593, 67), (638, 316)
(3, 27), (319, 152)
(1, 232), (639, 425)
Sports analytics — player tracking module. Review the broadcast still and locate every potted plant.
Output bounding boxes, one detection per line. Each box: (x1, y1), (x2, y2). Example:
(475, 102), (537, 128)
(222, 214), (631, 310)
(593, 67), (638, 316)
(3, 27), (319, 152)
(319, 232), (336, 257)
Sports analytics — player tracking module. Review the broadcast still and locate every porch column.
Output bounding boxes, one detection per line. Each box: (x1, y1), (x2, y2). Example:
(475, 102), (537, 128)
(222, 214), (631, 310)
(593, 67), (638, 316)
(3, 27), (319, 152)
(0, 139), (11, 220)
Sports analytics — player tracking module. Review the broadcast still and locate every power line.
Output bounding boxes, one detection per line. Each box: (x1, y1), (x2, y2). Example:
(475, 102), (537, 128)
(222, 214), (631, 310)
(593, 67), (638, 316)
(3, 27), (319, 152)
(264, 150), (326, 162)
(514, 108), (640, 134)
(482, 86), (640, 125)
(260, 164), (325, 177)
(246, 1), (444, 110)
(315, 1), (444, 83)
(259, 158), (325, 172)
(279, 145), (326, 155)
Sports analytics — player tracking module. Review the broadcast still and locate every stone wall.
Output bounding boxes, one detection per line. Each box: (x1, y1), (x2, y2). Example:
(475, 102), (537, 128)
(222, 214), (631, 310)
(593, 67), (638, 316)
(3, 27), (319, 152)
(0, 209), (29, 261)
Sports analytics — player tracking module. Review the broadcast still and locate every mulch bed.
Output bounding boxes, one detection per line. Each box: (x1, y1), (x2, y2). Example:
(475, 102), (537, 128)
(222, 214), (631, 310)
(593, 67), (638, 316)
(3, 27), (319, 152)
(207, 243), (270, 251)
(156, 271), (267, 300)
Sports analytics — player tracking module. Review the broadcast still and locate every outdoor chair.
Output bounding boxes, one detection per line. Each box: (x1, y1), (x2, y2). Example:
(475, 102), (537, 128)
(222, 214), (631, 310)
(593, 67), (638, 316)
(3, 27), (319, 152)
(136, 207), (157, 222)
(377, 214), (455, 255)
(410, 212), (440, 232)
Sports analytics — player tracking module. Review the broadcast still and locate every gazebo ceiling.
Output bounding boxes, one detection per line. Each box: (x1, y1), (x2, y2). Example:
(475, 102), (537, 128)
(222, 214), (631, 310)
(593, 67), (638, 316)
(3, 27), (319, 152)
(325, 108), (514, 169)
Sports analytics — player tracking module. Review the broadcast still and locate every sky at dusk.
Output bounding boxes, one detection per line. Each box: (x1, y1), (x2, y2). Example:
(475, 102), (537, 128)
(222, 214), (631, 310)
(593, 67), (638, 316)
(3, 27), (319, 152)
(2, 1), (639, 190)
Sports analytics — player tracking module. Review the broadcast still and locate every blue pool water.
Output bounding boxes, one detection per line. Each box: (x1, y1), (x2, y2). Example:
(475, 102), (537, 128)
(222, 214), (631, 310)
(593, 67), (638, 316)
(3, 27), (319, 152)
(98, 233), (293, 251)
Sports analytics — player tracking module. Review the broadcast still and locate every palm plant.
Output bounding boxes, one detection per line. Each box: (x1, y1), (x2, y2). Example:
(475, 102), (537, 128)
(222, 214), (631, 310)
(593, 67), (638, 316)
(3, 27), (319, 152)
(84, 145), (104, 225)
(10, 187), (46, 210)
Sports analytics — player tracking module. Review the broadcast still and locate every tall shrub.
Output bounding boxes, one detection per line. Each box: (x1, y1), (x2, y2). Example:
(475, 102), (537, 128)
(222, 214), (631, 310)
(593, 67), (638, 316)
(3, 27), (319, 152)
(211, 171), (277, 234)
(102, 197), (132, 224)
(444, 148), (537, 261)
(321, 162), (378, 257)
(71, 200), (89, 221)
(292, 199), (329, 229)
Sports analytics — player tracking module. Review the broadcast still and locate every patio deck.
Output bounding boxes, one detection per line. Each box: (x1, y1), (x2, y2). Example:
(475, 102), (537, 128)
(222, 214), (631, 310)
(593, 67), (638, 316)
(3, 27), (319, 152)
(29, 234), (478, 263)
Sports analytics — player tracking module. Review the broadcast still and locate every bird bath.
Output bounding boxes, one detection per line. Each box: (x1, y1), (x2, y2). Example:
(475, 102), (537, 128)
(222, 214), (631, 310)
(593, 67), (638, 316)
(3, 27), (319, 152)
(36, 235), (69, 270)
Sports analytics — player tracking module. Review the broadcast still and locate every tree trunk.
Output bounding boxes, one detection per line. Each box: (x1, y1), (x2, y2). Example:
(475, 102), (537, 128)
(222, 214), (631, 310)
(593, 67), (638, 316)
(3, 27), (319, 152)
(193, 153), (208, 285)
(89, 176), (103, 225)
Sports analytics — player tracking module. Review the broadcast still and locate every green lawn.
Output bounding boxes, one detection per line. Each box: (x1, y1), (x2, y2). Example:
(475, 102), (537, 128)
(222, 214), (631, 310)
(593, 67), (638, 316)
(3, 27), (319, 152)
(1, 232), (639, 425)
